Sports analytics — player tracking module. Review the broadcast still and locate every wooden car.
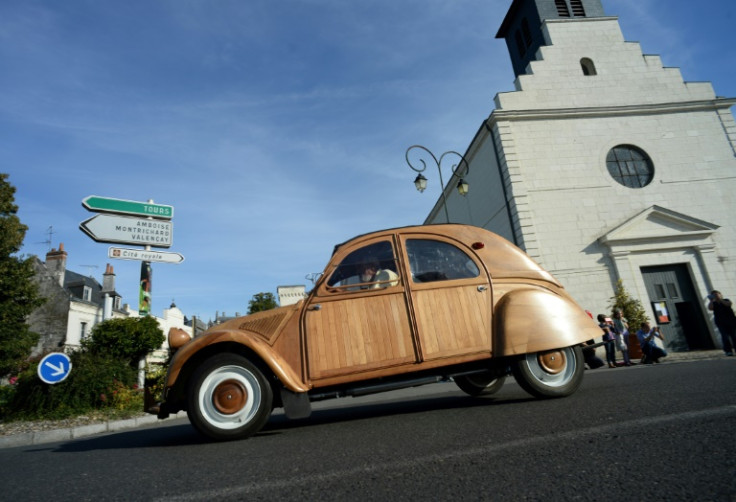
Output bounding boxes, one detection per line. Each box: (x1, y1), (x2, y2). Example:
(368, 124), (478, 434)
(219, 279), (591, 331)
(150, 224), (601, 440)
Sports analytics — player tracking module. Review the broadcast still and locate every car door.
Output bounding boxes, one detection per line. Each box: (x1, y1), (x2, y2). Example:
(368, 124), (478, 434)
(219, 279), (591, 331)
(400, 235), (492, 361)
(303, 237), (417, 382)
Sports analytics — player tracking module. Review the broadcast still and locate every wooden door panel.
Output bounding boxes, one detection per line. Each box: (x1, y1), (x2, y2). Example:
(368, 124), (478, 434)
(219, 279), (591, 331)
(305, 293), (415, 380)
(413, 285), (491, 360)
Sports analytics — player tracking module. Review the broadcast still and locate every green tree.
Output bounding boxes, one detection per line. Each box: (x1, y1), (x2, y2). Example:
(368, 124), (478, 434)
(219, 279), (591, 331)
(0, 173), (44, 378)
(83, 316), (164, 367)
(248, 292), (278, 314)
(608, 279), (649, 331)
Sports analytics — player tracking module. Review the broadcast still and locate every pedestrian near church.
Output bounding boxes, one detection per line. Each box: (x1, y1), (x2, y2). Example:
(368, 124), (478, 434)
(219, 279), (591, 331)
(597, 314), (617, 368)
(636, 322), (667, 364)
(611, 308), (631, 366)
(708, 290), (736, 356)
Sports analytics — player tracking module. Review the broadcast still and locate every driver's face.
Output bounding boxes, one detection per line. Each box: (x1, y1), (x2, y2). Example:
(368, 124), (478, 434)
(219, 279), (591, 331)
(359, 263), (377, 281)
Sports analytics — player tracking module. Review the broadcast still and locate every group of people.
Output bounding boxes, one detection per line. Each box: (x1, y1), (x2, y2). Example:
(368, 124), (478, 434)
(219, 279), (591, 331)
(586, 289), (736, 369)
(587, 309), (667, 369)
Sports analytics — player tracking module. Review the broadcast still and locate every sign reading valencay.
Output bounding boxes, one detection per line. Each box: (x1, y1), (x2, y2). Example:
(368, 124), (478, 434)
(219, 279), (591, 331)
(81, 213), (173, 247)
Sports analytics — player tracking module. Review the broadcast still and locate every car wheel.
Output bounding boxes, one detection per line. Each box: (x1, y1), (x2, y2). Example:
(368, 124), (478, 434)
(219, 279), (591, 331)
(511, 345), (584, 398)
(455, 372), (506, 396)
(187, 353), (273, 441)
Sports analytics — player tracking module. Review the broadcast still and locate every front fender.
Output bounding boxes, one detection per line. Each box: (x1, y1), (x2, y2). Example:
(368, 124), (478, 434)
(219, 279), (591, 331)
(167, 330), (310, 393)
(494, 288), (600, 356)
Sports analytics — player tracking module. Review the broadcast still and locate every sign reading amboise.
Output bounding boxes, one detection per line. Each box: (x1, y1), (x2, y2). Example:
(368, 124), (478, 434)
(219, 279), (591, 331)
(80, 214), (173, 248)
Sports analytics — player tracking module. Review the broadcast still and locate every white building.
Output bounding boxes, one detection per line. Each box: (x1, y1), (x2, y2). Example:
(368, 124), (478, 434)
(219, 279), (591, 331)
(277, 285), (308, 306)
(29, 243), (192, 358)
(429, 0), (736, 352)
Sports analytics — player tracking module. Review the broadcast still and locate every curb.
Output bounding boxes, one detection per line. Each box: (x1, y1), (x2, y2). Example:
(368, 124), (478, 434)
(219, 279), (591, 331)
(0, 412), (187, 449)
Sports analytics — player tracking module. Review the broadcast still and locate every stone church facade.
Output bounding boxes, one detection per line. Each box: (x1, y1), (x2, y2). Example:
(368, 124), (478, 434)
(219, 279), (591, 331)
(429, 0), (736, 352)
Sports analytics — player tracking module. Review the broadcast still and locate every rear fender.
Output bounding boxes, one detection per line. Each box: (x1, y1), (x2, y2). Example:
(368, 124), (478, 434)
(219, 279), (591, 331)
(494, 288), (600, 356)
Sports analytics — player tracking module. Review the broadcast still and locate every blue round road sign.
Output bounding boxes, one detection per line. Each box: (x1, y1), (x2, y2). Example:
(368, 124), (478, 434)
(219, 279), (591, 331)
(38, 352), (72, 384)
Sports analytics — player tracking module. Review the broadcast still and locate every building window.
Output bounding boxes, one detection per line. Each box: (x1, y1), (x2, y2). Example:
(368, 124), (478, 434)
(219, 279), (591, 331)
(82, 286), (92, 302)
(521, 18), (532, 47)
(606, 145), (654, 188)
(80, 322), (88, 340)
(580, 57), (597, 75)
(515, 29), (526, 57)
(114, 296), (121, 310)
(555, 0), (571, 17)
(571, 0), (586, 17)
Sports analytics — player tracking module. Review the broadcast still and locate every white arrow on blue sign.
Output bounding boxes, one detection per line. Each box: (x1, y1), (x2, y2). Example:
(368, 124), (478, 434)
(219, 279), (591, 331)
(38, 352), (72, 384)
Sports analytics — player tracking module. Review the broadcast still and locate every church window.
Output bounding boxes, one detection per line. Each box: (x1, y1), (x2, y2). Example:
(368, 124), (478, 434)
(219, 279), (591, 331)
(571, 0), (586, 17)
(580, 57), (597, 75)
(555, 0), (571, 17)
(521, 18), (532, 47)
(606, 145), (654, 188)
(515, 30), (526, 57)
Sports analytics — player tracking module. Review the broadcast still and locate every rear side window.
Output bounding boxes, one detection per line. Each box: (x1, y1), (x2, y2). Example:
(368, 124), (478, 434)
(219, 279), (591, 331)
(406, 239), (480, 283)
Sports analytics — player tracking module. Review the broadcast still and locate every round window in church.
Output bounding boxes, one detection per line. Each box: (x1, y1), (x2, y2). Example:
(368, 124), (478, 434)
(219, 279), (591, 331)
(606, 145), (654, 188)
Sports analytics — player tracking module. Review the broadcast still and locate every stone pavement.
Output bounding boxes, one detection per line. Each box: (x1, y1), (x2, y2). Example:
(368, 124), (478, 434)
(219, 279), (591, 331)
(0, 350), (728, 449)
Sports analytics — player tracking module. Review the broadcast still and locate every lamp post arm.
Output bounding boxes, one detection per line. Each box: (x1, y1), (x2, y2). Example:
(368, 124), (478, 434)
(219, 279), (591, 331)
(405, 145), (471, 224)
(438, 150), (470, 179)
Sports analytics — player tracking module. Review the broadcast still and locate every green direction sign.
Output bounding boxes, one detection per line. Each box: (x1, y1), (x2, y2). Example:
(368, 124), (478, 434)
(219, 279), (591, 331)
(82, 196), (174, 220)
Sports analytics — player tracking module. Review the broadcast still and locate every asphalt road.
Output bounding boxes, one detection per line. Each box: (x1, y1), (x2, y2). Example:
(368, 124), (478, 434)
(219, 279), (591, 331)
(2, 358), (735, 501)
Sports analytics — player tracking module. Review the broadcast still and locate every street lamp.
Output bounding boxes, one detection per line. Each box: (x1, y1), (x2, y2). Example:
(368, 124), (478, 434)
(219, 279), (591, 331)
(405, 145), (470, 223)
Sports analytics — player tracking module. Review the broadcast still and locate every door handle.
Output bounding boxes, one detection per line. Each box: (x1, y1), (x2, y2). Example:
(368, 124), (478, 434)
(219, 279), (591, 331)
(477, 286), (488, 292)
(308, 304), (322, 311)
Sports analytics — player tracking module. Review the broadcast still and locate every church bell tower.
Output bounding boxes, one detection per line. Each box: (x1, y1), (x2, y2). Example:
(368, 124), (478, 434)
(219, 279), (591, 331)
(496, 0), (606, 77)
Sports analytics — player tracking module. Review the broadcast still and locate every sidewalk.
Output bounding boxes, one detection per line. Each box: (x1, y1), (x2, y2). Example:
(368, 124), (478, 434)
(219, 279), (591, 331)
(0, 350), (727, 449)
(0, 411), (188, 449)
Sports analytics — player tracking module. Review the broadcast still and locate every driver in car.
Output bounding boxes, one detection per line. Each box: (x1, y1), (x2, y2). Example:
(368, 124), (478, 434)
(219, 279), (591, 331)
(343, 258), (399, 290)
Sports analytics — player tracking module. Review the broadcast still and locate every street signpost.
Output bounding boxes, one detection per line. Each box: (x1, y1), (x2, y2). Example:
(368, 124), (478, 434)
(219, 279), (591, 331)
(108, 247), (185, 264)
(38, 352), (72, 384)
(81, 195), (180, 317)
(82, 196), (173, 219)
(80, 214), (173, 248)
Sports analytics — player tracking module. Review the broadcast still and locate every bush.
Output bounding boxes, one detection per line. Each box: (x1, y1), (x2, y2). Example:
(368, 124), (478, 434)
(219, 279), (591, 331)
(5, 351), (139, 421)
(609, 279), (649, 331)
(83, 316), (164, 367)
(3, 316), (165, 421)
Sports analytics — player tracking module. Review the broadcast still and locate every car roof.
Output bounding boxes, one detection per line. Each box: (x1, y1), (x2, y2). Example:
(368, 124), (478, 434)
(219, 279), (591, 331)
(331, 223), (559, 285)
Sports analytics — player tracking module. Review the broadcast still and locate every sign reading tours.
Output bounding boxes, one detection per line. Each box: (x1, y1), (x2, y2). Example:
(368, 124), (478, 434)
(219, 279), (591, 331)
(80, 214), (173, 248)
(82, 196), (174, 219)
(108, 247), (185, 264)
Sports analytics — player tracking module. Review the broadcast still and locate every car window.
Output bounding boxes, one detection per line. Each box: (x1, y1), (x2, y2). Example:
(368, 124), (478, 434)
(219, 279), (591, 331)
(327, 241), (400, 290)
(406, 239), (480, 283)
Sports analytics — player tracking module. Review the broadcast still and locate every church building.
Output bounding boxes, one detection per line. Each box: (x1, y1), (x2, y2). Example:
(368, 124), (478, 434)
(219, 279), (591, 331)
(429, 0), (736, 352)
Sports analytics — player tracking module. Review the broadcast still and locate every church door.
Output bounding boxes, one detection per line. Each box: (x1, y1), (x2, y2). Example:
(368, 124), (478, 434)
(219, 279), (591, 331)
(641, 265), (713, 351)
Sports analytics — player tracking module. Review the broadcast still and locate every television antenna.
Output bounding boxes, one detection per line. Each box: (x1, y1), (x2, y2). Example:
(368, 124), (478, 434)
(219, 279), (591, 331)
(35, 226), (55, 251)
(79, 265), (99, 277)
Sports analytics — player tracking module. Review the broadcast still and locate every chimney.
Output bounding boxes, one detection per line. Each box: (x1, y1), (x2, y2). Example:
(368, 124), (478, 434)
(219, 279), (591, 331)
(102, 263), (115, 293)
(46, 243), (68, 287)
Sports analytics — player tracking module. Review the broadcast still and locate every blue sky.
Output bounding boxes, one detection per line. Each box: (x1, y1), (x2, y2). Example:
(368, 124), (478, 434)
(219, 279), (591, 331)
(4, 0), (735, 322)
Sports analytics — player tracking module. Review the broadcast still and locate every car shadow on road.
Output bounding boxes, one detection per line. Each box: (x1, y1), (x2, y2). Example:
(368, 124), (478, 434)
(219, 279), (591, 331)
(40, 388), (533, 452)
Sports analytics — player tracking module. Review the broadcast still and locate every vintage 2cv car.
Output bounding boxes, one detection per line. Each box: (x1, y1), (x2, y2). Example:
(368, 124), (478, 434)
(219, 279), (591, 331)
(150, 224), (601, 441)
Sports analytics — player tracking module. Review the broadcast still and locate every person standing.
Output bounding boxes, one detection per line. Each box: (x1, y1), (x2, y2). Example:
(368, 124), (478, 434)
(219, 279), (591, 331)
(708, 290), (736, 356)
(611, 309), (631, 366)
(597, 314), (617, 368)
